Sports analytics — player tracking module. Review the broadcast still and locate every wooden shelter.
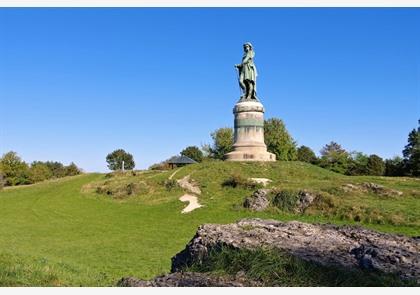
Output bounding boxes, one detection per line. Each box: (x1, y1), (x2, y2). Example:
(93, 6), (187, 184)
(167, 155), (197, 169)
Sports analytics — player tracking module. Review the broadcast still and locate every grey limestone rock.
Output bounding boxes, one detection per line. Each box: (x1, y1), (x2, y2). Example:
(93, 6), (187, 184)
(342, 182), (403, 197)
(243, 189), (270, 211)
(171, 218), (420, 283)
(295, 190), (316, 213)
(361, 182), (403, 197)
(117, 272), (259, 287)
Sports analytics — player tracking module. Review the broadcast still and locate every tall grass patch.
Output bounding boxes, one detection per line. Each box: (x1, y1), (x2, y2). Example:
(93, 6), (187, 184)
(186, 246), (417, 287)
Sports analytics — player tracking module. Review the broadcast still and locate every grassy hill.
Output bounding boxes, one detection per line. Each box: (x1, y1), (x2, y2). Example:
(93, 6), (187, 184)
(0, 161), (419, 286)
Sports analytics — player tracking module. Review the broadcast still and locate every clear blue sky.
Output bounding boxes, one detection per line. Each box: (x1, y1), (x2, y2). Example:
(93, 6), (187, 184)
(0, 8), (419, 172)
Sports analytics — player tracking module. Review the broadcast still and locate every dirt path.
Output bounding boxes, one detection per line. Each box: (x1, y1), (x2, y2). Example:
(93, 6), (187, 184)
(169, 167), (183, 180)
(177, 175), (201, 195)
(176, 175), (202, 213)
(179, 194), (202, 213)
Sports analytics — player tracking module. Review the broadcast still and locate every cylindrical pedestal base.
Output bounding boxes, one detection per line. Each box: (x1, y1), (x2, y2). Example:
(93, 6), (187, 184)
(225, 99), (276, 162)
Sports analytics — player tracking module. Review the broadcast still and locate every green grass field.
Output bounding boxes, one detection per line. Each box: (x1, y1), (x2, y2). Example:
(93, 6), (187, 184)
(0, 161), (419, 286)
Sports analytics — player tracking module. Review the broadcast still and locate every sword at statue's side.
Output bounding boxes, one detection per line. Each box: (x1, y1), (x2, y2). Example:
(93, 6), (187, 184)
(234, 64), (242, 97)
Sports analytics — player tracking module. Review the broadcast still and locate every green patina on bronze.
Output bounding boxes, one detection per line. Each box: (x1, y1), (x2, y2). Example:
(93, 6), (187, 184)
(235, 118), (264, 128)
(235, 42), (259, 101)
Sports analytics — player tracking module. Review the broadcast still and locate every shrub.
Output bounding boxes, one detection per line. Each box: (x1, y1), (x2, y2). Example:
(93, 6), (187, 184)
(222, 173), (263, 190)
(149, 161), (171, 170)
(95, 181), (146, 199)
(163, 179), (178, 191)
(125, 183), (138, 195)
(271, 190), (300, 212)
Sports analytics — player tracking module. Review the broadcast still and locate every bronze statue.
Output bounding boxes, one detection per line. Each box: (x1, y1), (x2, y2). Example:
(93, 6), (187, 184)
(235, 42), (258, 101)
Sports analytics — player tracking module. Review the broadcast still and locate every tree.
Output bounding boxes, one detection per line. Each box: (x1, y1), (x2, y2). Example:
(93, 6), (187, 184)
(208, 127), (234, 160)
(200, 143), (212, 159)
(319, 142), (351, 174)
(0, 172), (5, 190)
(297, 145), (317, 164)
(385, 156), (405, 176)
(29, 161), (53, 183)
(366, 154), (385, 176)
(44, 161), (66, 178)
(0, 151), (30, 186)
(180, 146), (203, 162)
(347, 152), (369, 176)
(264, 118), (297, 161)
(402, 120), (420, 177)
(65, 162), (82, 176)
(106, 149), (135, 171)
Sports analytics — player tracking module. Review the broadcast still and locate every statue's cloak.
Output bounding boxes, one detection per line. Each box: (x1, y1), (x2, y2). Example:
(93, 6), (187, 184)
(241, 51), (258, 82)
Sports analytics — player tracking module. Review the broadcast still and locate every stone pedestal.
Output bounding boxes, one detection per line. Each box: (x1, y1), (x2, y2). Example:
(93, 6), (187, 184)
(225, 99), (276, 162)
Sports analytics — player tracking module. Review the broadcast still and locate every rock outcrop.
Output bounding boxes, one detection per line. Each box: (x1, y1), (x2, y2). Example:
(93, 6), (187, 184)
(171, 218), (420, 283)
(243, 189), (270, 211)
(117, 271), (259, 287)
(342, 182), (403, 197)
(177, 175), (201, 195)
(244, 189), (317, 213)
(248, 178), (272, 187)
(292, 190), (316, 213)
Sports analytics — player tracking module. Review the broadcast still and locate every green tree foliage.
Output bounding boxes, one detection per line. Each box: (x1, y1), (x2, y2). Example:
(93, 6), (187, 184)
(0, 151), (30, 186)
(347, 152), (369, 176)
(208, 128), (234, 160)
(0, 152), (82, 186)
(385, 156), (405, 176)
(366, 154), (385, 176)
(180, 146), (203, 162)
(65, 162), (82, 176)
(44, 161), (66, 178)
(29, 162), (53, 183)
(319, 142), (351, 174)
(0, 172), (5, 190)
(106, 149), (135, 171)
(149, 161), (171, 171)
(402, 120), (420, 177)
(200, 143), (211, 159)
(28, 161), (81, 182)
(297, 145), (317, 164)
(264, 118), (297, 161)
(347, 153), (385, 176)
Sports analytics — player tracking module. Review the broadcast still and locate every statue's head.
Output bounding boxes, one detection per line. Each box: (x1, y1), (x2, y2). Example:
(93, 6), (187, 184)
(243, 42), (253, 52)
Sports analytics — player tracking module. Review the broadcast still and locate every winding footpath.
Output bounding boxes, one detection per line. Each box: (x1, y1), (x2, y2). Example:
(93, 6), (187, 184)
(176, 175), (203, 213)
